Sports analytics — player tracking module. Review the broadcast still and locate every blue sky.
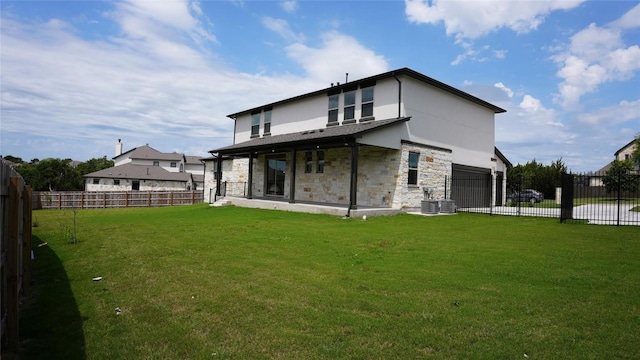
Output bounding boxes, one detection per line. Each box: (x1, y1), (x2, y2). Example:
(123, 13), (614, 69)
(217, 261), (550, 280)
(1, 0), (638, 172)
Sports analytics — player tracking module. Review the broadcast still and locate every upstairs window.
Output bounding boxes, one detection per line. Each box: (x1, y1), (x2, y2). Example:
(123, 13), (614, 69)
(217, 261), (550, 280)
(408, 152), (419, 185)
(305, 151), (313, 173)
(251, 111), (261, 137)
(153, 161), (159, 166)
(343, 90), (355, 121)
(361, 86), (374, 118)
(171, 162), (177, 168)
(328, 94), (339, 124)
(264, 108), (272, 135)
(317, 150), (325, 173)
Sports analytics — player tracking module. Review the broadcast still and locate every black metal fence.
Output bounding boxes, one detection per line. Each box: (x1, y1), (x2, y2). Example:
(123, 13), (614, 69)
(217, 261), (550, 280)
(451, 171), (640, 226)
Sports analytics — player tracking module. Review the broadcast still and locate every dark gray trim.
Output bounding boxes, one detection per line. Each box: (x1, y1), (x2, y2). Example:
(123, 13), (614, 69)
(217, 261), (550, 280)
(226, 68), (505, 119)
(211, 117), (410, 156)
(400, 139), (453, 153)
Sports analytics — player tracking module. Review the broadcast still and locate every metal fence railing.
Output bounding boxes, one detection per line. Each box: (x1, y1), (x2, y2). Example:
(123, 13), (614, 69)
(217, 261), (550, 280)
(451, 172), (639, 226)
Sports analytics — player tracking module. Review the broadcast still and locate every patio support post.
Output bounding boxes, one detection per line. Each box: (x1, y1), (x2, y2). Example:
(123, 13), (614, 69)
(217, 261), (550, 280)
(215, 154), (222, 197)
(247, 153), (254, 199)
(289, 148), (297, 203)
(349, 143), (358, 210)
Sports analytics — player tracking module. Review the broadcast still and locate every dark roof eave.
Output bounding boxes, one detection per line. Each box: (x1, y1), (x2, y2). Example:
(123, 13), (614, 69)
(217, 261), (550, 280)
(211, 117), (411, 155)
(226, 68), (506, 119)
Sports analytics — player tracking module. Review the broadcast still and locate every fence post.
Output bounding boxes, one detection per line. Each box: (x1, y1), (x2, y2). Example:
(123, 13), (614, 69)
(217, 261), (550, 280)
(7, 177), (22, 351)
(192, 191), (195, 204)
(148, 192), (151, 207)
(22, 185), (32, 297)
(560, 173), (575, 223)
(58, 193), (62, 209)
(617, 168), (621, 227)
(125, 192), (129, 207)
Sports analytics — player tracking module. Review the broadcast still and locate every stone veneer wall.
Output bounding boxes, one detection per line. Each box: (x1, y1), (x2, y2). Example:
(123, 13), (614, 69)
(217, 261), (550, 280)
(207, 142), (452, 210)
(398, 142), (453, 210)
(202, 158), (248, 202)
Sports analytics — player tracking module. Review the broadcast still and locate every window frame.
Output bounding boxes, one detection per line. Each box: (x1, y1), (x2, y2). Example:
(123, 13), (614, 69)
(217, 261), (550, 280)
(251, 111), (261, 138)
(170, 162), (177, 168)
(408, 151), (419, 185)
(328, 94), (339, 125)
(114, 179), (120, 185)
(316, 150), (325, 173)
(305, 151), (313, 173)
(92, 178), (100, 185)
(361, 86), (374, 120)
(153, 161), (159, 167)
(263, 108), (272, 135)
(343, 90), (356, 122)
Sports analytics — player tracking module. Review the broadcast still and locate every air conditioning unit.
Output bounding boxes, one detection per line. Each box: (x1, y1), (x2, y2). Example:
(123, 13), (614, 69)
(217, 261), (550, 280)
(421, 200), (439, 214)
(439, 200), (456, 213)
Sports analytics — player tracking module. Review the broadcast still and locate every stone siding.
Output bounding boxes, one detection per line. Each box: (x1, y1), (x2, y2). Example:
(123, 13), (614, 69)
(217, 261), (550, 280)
(398, 143), (452, 210)
(207, 143), (452, 210)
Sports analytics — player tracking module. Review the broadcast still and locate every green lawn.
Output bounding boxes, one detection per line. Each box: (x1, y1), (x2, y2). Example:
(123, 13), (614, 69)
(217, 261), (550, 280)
(21, 204), (640, 359)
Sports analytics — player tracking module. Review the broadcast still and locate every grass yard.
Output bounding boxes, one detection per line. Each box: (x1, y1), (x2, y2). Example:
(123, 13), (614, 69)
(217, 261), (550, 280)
(21, 204), (640, 359)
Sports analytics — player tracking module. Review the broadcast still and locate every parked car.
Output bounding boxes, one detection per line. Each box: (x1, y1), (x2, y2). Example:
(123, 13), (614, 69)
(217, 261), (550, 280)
(507, 189), (544, 204)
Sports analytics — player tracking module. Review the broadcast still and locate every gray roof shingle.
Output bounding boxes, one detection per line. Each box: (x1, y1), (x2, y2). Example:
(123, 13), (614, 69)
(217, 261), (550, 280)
(84, 163), (193, 182)
(211, 116), (410, 154)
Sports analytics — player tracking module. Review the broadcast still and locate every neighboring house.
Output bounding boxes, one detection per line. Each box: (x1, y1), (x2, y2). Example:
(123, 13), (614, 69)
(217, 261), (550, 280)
(615, 138), (638, 168)
(590, 138), (639, 186)
(208, 67), (509, 213)
(84, 141), (204, 191)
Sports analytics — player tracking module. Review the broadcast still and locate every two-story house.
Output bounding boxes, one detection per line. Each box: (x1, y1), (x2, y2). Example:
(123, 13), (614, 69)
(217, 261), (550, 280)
(207, 68), (509, 216)
(84, 140), (204, 191)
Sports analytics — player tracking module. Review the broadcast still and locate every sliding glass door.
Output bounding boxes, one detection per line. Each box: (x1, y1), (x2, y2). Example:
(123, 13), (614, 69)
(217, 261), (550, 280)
(266, 157), (286, 196)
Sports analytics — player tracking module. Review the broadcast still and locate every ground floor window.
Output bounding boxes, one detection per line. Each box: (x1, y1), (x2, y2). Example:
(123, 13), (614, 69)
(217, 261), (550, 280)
(317, 150), (325, 173)
(132, 180), (140, 190)
(408, 152), (419, 185)
(114, 179), (120, 185)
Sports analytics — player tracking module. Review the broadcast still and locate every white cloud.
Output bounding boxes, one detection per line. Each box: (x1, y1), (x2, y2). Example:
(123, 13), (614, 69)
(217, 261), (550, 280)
(0, 5), (320, 159)
(0, 1), (391, 160)
(405, 0), (584, 40)
(285, 31), (388, 82)
(280, 1), (298, 14)
(262, 17), (305, 43)
(576, 99), (640, 125)
(494, 82), (513, 98)
(552, 18), (640, 111)
(610, 3), (640, 29)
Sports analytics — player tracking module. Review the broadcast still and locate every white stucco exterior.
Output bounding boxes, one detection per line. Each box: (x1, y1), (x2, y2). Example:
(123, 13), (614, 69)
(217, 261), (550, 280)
(212, 68), (509, 213)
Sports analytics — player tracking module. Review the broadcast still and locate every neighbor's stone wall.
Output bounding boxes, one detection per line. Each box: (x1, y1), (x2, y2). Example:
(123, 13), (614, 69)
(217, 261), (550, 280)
(85, 179), (191, 192)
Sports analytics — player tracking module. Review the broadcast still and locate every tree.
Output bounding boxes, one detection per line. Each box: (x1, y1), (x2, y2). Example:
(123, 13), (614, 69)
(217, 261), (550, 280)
(507, 158), (567, 199)
(2, 155), (24, 164)
(76, 156), (114, 175)
(601, 160), (640, 194)
(632, 134), (640, 170)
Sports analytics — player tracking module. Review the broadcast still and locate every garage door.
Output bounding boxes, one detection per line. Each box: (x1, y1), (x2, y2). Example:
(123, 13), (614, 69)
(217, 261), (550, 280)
(451, 165), (491, 208)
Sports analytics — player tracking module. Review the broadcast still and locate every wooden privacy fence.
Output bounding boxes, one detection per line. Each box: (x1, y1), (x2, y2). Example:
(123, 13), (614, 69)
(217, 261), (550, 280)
(1, 159), (33, 353)
(33, 190), (204, 209)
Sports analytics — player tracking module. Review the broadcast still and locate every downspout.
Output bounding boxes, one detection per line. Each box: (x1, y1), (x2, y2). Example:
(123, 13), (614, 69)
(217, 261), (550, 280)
(393, 73), (402, 118)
